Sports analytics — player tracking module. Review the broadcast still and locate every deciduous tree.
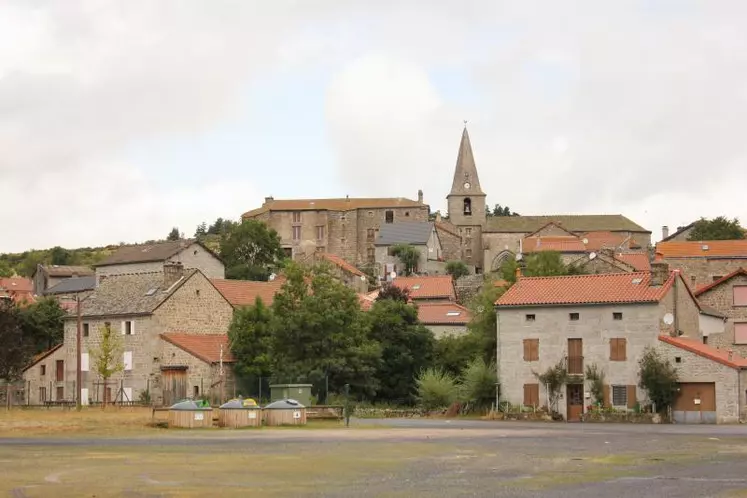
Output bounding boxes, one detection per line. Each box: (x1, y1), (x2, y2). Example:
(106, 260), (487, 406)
(228, 298), (274, 378)
(638, 346), (679, 414)
(89, 323), (124, 408)
(688, 216), (745, 241)
(220, 220), (285, 281)
(375, 283), (410, 303)
(445, 260), (469, 279)
(0, 301), (34, 409)
(467, 276), (507, 362)
(18, 297), (66, 353)
(390, 244), (420, 276)
(167, 227), (181, 241)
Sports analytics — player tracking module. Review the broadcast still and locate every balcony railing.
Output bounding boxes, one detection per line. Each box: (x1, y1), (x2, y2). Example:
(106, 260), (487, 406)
(566, 355), (584, 376)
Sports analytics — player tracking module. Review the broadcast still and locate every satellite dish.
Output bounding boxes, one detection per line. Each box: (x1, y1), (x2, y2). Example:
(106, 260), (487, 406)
(360, 275), (367, 281)
(582, 238), (589, 245)
(663, 313), (674, 325)
(516, 253), (523, 261)
(589, 252), (596, 260)
(268, 273), (276, 281)
(390, 271), (397, 279)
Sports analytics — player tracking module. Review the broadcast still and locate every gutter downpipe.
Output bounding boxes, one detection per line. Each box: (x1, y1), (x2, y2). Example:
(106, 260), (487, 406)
(495, 305), (501, 410)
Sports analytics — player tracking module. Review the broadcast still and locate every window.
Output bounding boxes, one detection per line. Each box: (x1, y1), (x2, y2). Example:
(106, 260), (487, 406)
(387, 247), (396, 257)
(56, 360), (64, 382)
(612, 385), (627, 407)
(523, 339), (539, 361)
(195, 289), (200, 296)
(316, 246), (325, 253)
(367, 211), (374, 217)
(39, 387), (46, 403)
(193, 250), (198, 255)
(367, 228), (375, 241)
(292, 226), (301, 240)
(40, 365), (46, 376)
(292, 211), (301, 223)
(194, 386), (199, 398)
(316, 225), (325, 240)
(283, 247), (292, 258)
(104, 321), (111, 332)
(405, 211), (410, 217)
(525, 314), (536, 321)
(569, 312), (579, 321)
(465, 249), (472, 258)
(56, 386), (64, 401)
(465, 228), (472, 236)
(341, 238), (346, 245)
(675, 356), (682, 363)
(734, 286), (747, 306)
(610, 338), (627, 361)
(340, 213), (347, 221)
(613, 312), (623, 320)
(523, 384), (539, 407)
(385, 210), (394, 223)
(735, 323), (747, 344)
(463, 198), (472, 215)
(123, 351), (133, 371)
(367, 247), (375, 263)
(703, 336), (708, 344)
(81, 353), (89, 372)
(83, 323), (89, 337)
(122, 320), (134, 335)
(690, 275), (696, 285)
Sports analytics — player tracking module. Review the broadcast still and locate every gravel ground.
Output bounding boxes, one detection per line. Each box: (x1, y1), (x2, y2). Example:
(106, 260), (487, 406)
(2, 419), (747, 497)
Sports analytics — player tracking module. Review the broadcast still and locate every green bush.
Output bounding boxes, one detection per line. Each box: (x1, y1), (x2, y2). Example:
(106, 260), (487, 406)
(638, 346), (679, 414)
(415, 368), (458, 411)
(459, 357), (498, 412)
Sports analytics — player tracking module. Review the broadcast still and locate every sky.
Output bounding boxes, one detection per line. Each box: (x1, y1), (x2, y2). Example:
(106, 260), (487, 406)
(2, 1), (747, 252)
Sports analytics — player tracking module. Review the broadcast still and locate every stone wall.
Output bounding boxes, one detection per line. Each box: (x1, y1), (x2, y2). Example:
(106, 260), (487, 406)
(152, 272), (234, 334)
(455, 274), (485, 304)
(169, 243), (225, 278)
(436, 224), (462, 262)
(658, 276), (702, 340)
(354, 207), (429, 267)
(662, 257), (747, 290)
(160, 341), (235, 405)
(698, 274), (747, 356)
(483, 232), (525, 271)
(656, 340), (743, 423)
(23, 346), (68, 404)
(428, 324), (468, 339)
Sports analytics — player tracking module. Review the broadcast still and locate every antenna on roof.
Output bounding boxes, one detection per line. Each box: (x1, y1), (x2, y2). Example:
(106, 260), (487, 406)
(582, 238), (589, 245)
(589, 252), (596, 260)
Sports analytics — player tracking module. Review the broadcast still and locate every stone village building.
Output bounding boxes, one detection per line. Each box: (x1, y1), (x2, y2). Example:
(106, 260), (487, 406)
(655, 239), (747, 290)
(32, 265), (94, 296)
(694, 268), (747, 357)
(494, 264), (746, 424)
(374, 221), (447, 279)
(23, 263), (235, 406)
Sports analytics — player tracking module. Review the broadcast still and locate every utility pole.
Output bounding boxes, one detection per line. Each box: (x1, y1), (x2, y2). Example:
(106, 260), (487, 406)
(76, 294), (82, 411)
(219, 344), (225, 405)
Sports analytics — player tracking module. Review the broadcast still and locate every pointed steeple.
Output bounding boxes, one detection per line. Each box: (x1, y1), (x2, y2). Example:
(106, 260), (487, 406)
(448, 125), (485, 197)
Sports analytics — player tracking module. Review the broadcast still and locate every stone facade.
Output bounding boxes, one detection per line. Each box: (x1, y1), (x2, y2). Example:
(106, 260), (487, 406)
(656, 341), (744, 423)
(375, 228), (443, 278)
(23, 345), (68, 404)
(23, 271), (234, 406)
(427, 324), (468, 339)
(96, 241), (225, 279)
(160, 341), (235, 404)
(497, 278), (701, 420)
(661, 257), (747, 290)
(435, 221), (462, 262)
(697, 274), (747, 356)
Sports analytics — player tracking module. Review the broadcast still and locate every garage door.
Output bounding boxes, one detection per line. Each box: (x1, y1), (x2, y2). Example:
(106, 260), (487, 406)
(673, 382), (716, 424)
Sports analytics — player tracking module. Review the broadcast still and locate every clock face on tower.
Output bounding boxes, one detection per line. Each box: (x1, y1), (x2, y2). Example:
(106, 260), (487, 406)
(464, 182), (471, 189)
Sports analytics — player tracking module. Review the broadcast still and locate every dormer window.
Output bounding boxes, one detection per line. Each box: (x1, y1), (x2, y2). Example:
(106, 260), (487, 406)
(463, 198), (472, 215)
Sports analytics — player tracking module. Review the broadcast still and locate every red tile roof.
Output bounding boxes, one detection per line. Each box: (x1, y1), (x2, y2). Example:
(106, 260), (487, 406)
(616, 253), (651, 272)
(656, 240), (747, 258)
(358, 293), (375, 311)
(522, 236), (586, 253)
(391, 275), (456, 300)
(160, 333), (235, 364)
(318, 253), (365, 277)
(496, 271), (674, 307)
(211, 277), (286, 307)
(0, 278), (32, 293)
(243, 197), (424, 218)
(416, 302), (472, 325)
(694, 268), (747, 296)
(658, 335), (747, 369)
(581, 231), (641, 251)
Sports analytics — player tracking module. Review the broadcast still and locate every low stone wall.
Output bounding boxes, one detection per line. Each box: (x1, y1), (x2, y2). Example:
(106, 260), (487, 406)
(353, 407), (426, 418)
(306, 405), (343, 420)
(581, 410), (661, 423)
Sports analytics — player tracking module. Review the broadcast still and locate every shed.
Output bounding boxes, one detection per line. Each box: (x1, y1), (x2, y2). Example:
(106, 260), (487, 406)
(263, 399), (307, 426)
(270, 384), (313, 407)
(168, 399), (213, 428)
(218, 397), (261, 428)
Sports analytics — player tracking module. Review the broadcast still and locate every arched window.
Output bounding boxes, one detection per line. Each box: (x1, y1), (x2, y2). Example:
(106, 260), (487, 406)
(463, 198), (472, 215)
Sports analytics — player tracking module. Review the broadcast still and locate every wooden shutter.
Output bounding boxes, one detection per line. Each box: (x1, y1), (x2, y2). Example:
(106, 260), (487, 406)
(524, 384), (539, 407)
(603, 384), (610, 407)
(532, 340), (539, 361)
(626, 385), (637, 408)
(609, 339), (616, 360)
(523, 340), (530, 361)
(619, 338), (626, 361)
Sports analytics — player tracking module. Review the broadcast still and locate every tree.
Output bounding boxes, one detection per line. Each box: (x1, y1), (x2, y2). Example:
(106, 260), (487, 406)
(228, 298), (274, 378)
(499, 257), (520, 284)
(194, 222), (208, 237)
(375, 283), (410, 303)
(0, 301), (34, 409)
(445, 260), (469, 280)
(18, 297), (66, 353)
(89, 323), (124, 408)
(167, 227), (181, 241)
(270, 263), (380, 398)
(459, 357), (498, 413)
(367, 299), (435, 404)
(585, 364), (605, 407)
(50, 246), (73, 266)
(534, 359), (569, 415)
(488, 204), (520, 217)
(467, 276), (507, 362)
(415, 368), (458, 411)
(390, 244), (420, 276)
(0, 261), (12, 278)
(433, 333), (484, 377)
(638, 346), (679, 414)
(687, 216), (745, 241)
(524, 251), (569, 277)
(220, 220), (285, 281)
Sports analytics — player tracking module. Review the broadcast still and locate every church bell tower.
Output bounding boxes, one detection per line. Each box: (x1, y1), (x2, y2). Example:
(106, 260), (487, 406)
(446, 125), (486, 271)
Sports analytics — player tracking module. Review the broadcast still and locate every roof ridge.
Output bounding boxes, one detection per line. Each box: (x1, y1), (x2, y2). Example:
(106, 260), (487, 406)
(518, 271), (650, 281)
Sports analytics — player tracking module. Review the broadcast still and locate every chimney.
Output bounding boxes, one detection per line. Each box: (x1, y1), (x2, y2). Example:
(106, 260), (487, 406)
(515, 266), (522, 280)
(650, 261), (669, 286)
(263, 196), (274, 205)
(435, 211), (442, 223)
(163, 261), (184, 289)
(662, 226), (669, 240)
(417, 189), (424, 203)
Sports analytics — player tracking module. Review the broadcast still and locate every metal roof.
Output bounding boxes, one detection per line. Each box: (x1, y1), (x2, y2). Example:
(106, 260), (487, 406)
(264, 398), (305, 409)
(375, 222), (434, 246)
(44, 276), (96, 295)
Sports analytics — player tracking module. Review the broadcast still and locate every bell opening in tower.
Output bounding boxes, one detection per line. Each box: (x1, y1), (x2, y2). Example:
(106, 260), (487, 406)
(463, 198), (472, 216)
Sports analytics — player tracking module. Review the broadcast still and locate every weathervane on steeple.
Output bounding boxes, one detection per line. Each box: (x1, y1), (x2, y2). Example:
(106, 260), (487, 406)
(463, 119), (468, 127)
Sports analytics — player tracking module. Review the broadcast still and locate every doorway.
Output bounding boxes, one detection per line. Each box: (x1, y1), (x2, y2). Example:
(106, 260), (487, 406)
(567, 384), (584, 422)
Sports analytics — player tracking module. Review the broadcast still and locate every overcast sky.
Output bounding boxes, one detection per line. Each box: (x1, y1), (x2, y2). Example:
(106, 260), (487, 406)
(2, 1), (746, 252)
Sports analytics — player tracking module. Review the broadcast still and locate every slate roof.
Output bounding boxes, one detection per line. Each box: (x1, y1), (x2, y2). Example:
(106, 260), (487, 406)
(486, 215), (649, 234)
(496, 272), (675, 307)
(694, 268), (747, 296)
(658, 335), (747, 369)
(660, 222), (695, 242)
(417, 302), (472, 325)
(38, 265), (94, 278)
(655, 240), (747, 258)
(211, 277), (286, 307)
(161, 333), (235, 364)
(95, 239), (211, 267)
(243, 197), (425, 218)
(375, 222), (434, 246)
(44, 276), (96, 295)
(390, 275), (456, 300)
(72, 270), (197, 318)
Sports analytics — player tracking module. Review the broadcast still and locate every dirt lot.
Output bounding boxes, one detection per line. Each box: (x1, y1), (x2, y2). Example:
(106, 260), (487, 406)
(2, 409), (747, 497)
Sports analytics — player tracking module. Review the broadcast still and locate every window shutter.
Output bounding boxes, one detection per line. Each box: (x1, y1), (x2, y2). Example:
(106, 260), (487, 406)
(532, 340), (539, 361)
(123, 387), (133, 402)
(81, 353), (89, 372)
(619, 338), (626, 361)
(603, 384), (610, 407)
(627, 385), (637, 409)
(610, 339), (617, 360)
(523, 340), (530, 361)
(121, 321), (126, 335)
(123, 351), (133, 371)
(131, 321), (135, 335)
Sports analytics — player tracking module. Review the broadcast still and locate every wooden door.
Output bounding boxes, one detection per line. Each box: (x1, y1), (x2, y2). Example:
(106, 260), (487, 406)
(567, 339), (583, 375)
(673, 382), (716, 423)
(56, 386), (64, 401)
(162, 368), (187, 406)
(567, 384), (584, 422)
(55, 360), (64, 382)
